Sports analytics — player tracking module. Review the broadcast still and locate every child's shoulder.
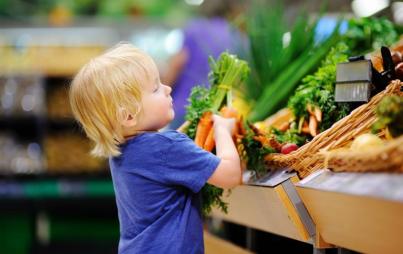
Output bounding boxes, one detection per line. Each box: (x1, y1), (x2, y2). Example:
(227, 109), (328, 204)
(157, 130), (190, 142)
(127, 130), (190, 146)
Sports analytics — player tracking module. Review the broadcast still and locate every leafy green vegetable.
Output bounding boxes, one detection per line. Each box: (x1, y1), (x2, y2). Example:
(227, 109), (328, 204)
(240, 124), (276, 178)
(372, 95), (403, 137)
(184, 52), (249, 216)
(344, 17), (398, 55)
(243, 1), (318, 102)
(271, 126), (307, 147)
(185, 86), (212, 139)
(201, 184), (228, 217)
(247, 21), (342, 122)
(208, 53), (250, 111)
(288, 42), (351, 131)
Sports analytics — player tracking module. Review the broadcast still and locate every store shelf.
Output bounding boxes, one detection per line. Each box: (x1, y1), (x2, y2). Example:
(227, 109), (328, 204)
(211, 169), (319, 245)
(0, 174), (113, 199)
(296, 169), (403, 254)
(0, 46), (106, 77)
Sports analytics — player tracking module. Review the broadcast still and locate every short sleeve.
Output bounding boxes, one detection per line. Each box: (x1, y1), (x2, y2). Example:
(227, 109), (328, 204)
(162, 133), (220, 193)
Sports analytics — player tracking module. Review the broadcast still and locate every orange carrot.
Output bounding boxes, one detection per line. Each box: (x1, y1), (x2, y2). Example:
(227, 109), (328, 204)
(194, 111), (213, 147)
(314, 106), (322, 122)
(203, 127), (215, 151)
(203, 107), (239, 151)
(301, 120), (310, 134)
(220, 106), (239, 136)
(309, 115), (318, 136)
(237, 116), (246, 136)
(220, 106), (238, 118)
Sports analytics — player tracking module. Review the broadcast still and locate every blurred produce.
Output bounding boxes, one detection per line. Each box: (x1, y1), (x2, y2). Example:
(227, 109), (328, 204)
(0, 134), (43, 173)
(245, 2), (342, 122)
(372, 95), (403, 138)
(0, 75), (45, 116)
(0, 0), (190, 21)
(48, 4), (73, 26)
(350, 133), (384, 150)
(344, 17), (399, 55)
(47, 86), (73, 119)
(45, 133), (107, 173)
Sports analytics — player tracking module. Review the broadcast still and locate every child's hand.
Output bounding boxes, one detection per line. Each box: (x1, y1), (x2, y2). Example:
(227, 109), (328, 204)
(213, 114), (236, 135)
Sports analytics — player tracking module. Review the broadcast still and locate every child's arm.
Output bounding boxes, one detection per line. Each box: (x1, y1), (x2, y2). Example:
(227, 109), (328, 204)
(207, 115), (242, 189)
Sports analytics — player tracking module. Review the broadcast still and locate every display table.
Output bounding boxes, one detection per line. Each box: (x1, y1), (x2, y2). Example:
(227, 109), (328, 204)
(211, 169), (322, 246)
(296, 169), (403, 254)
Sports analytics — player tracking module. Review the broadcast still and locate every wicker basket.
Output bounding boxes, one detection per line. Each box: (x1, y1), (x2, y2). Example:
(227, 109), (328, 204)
(264, 80), (403, 178)
(320, 135), (403, 173)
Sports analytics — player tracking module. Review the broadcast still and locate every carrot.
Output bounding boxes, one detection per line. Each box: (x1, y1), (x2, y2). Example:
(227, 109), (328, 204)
(203, 127), (215, 151)
(307, 104), (322, 122)
(278, 122), (290, 132)
(237, 116), (247, 136)
(220, 106), (239, 136)
(203, 106), (239, 151)
(301, 120), (310, 134)
(309, 115), (318, 136)
(306, 104), (315, 116)
(220, 106), (238, 118)
(194, 111), (213, 147)
(298, 117), (305, 133)
(314, 106), (322, 122)
(268, 136), (282, 152)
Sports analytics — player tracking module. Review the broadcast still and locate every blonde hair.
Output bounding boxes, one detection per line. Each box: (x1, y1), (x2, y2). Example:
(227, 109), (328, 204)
(69, 42), (157, 158)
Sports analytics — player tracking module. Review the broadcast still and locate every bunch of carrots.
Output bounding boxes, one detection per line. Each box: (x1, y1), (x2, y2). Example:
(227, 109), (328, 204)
(194, 106), (244, 151)
(299, 104), (322, 137)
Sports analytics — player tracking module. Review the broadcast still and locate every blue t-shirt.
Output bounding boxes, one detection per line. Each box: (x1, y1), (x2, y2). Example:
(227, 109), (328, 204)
(109, 130), (220, 254)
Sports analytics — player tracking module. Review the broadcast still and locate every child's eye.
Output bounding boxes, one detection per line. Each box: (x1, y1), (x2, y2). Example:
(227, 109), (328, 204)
(153, 84), (159, 92)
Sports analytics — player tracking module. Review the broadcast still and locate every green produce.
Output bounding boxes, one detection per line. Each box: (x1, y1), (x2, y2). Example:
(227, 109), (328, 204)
(184, 52), (249, 216)
(240, 123), (276, 178)
(271, 126), (307, 147)
(247, 23), (342, 122)
(244, 1), (327, 122)
(344, 17), (399, 55)
(372, 95), (403, 138)
(287, 42), (351, 133)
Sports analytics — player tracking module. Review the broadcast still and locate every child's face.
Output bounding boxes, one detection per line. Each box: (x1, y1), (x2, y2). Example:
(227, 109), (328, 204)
(136, 74), (174, 131)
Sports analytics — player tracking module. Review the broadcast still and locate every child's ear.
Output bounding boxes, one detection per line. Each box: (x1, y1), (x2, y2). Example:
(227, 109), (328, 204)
(121, 113), (137, 128)
(119, 108), (137, 128)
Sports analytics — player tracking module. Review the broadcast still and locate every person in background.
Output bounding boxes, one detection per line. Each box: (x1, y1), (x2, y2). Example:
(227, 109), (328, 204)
(69, 43), (242, 254)
(162, 0), (247, 129)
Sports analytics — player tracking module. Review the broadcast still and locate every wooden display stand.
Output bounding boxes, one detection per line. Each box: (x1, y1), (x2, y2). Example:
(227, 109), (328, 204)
(296, 169), (403, 254)
(211, 169), (328, 247)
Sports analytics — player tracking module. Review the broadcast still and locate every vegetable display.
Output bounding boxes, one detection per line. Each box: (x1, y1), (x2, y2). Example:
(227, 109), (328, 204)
(243, 17), (400, 177)
(181, 16), (402, 211)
